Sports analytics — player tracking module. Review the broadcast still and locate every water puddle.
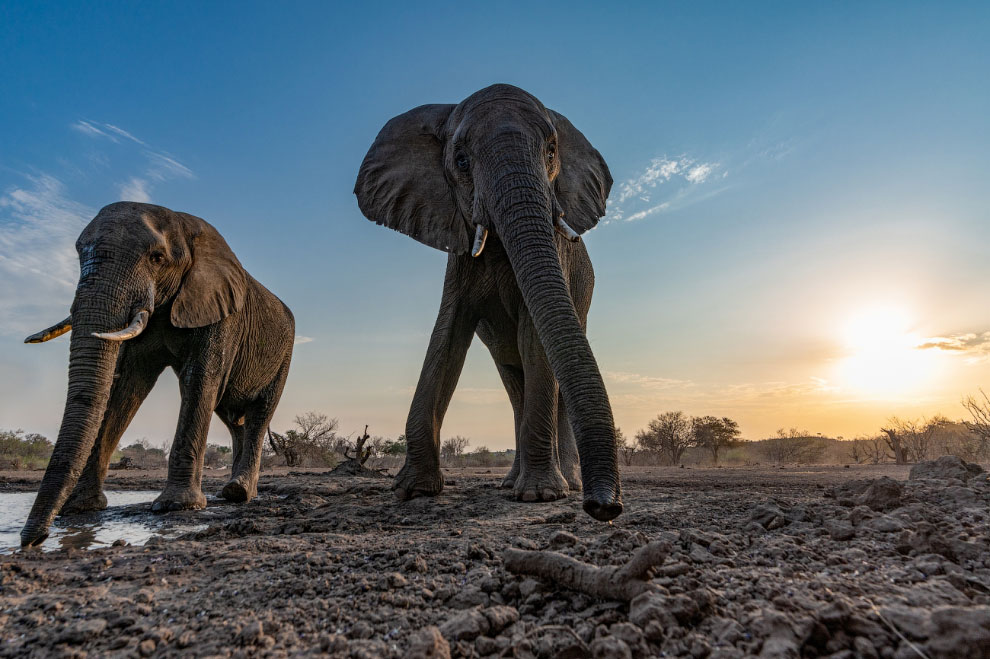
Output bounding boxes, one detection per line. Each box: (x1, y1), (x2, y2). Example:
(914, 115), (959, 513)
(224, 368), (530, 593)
(0, 491), (211, 553)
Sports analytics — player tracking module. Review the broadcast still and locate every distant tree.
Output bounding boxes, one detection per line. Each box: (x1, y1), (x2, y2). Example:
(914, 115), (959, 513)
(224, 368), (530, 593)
(267, 412), (341, 467)
(962, 389), (990, 458)
(383, 435), (407, 456)
(441, 436), (470, 464)
(615, 427), (636, 466)
(761, 428), (826, 464)
(636, 411), (692, 465)
(204, 443), (233, 468)
(692, 416), (741, 465)
(0, 429), (53, 469)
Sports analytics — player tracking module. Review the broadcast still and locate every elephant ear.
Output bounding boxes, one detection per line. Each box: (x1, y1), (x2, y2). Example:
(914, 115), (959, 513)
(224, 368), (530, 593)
(354, 103), (470, 254)
(550, 110), (613, 234)
(171, 216), (248, 328)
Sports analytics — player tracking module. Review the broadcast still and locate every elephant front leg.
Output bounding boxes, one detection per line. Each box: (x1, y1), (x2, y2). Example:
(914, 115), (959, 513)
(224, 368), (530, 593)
(514, 322), (568, 502)
(152, 366), (218, 513)
(63, 349), (165, 514)
(395, 272), (478, 501)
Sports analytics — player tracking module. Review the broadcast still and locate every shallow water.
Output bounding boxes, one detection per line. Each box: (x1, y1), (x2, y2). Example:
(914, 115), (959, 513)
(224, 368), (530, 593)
(0, 491), (209, 553)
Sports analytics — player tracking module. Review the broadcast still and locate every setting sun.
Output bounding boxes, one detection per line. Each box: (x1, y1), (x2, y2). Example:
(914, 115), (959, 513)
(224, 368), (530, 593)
(834, 306), (940, 398)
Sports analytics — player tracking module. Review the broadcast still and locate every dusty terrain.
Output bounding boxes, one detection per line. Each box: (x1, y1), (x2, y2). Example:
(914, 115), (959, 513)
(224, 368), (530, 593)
(1, 462), (989, 658)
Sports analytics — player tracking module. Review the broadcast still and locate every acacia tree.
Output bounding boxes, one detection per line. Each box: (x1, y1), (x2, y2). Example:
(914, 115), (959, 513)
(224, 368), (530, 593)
(267, 412), (341, 467)
(615, 427), (637, 466)
(692, 416), (741, 465)
(762, 428), (826, 464)
(962, 389), (990, 458)
(880, 416), (947, 464)
(440, 436), (470, 464)
(636, 412), (691, 465)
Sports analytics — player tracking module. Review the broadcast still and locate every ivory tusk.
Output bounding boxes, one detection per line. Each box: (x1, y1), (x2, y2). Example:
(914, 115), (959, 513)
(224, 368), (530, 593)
(471, 224), (488, 257)
(92, 310), (150, 342)
(24, 317), (72, 344)
(555, 214), (581, 242)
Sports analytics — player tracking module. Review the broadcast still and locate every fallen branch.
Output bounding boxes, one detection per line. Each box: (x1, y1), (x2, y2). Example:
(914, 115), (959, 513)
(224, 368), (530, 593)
(503, 541), (670, 602)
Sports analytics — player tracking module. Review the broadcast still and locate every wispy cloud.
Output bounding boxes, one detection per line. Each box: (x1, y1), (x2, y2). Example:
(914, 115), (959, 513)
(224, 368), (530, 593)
(606, 370), (693, 390)
(73, 120), (145, 146)
(917, 331), (990, 362)
(119, 177), (152, 203)
(606, 368), (837, 414)
(605, 155), (723, 224)
(74, 120), (193, 203)
(0, 175), (92, 333)
(294, 335), (314, 345)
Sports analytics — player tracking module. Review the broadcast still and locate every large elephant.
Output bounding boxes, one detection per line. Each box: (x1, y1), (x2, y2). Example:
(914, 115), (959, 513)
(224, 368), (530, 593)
(20, 202), (294, 547)
(355, 84), (622, 521)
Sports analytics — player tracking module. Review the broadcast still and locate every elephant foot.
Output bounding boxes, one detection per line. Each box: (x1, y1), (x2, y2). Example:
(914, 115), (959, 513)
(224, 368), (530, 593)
(561, 463), (582, 492)
(513, 467), (568, 502)
(500, 458), (521, 489)
(392, 463), (443, 501)
(60, 489), (108, 515)
(220, 476), (257, 503)
(151, 487), (206, 513)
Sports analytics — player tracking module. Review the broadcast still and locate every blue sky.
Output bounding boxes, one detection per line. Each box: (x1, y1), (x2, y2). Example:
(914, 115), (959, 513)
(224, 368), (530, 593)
(2, 1), (989, 448)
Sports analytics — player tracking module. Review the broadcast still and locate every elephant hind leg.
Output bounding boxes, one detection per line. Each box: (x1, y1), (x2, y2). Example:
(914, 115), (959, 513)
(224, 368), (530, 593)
(221, 360), (290, 503)
(557, 392), (582, 491)
(494, 363), (524, 489)
(513, 318), (568, 503)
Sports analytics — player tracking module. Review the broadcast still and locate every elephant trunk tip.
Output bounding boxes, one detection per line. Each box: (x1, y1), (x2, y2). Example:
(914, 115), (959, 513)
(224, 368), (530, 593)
(20, 526), (48, 549)
(583, 485), (623, 522)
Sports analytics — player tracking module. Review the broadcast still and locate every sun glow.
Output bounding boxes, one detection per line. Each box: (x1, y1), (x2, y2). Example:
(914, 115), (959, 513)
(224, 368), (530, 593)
(834, 306), (939, 398)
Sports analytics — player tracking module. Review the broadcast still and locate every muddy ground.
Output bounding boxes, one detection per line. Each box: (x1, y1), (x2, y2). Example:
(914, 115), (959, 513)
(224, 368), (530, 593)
(1, 462), (989, 658)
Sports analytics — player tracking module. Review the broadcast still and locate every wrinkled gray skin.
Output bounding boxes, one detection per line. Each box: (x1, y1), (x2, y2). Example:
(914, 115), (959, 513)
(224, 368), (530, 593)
(20, 202), (294, 547)
(355, 84), (622, 521)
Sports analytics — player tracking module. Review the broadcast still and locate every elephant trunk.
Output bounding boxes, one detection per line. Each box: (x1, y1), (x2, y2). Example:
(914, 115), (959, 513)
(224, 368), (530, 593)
(479, 138), (622, 521)
(20, 305), (121, 547)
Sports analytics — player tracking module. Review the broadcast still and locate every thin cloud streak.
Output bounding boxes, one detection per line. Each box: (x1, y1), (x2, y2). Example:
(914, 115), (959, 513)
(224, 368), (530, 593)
(917, 331), (990, 363)
(605, 155), (722, 224)
(74, 120), (193, 203)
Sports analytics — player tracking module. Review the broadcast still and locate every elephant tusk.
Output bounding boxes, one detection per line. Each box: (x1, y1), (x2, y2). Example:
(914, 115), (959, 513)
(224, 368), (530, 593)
(555, 214), (581, 243)
(471, 224), (488, 257)
(24, 317), (72, 343)
(92, 310), (150, 341)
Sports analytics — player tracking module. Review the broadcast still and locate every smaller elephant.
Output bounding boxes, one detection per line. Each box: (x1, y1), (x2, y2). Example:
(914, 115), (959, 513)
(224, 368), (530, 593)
(20, 202), (294, 547)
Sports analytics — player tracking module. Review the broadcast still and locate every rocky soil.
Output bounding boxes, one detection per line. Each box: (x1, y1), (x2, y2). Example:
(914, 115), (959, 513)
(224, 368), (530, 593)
(1, 459), (989, 658)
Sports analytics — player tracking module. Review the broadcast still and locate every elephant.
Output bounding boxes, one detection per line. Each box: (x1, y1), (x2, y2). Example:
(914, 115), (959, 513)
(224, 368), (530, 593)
(354, 84), (622, 521)
(19, 202), (294, 547)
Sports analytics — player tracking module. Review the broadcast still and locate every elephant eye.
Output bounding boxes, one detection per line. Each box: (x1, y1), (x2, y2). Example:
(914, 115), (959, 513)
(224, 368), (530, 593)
(456, 154), (470, 172)
(547, 143), (556, 163)
(149, 252), (166, 265)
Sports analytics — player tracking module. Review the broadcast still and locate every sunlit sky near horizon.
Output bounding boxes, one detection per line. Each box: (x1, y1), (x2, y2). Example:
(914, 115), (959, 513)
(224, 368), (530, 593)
(2, 1), (989, 449)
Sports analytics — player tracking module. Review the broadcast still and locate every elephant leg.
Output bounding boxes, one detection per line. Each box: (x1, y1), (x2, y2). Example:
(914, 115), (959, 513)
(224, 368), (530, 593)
(514, 317), (568, 502)
(395, 265), (478, 501)
(495, 363), (524, 489)
(152, 364), (220, 512)
(557, 392), (582, 491)
(63, 346), (166, 514)
(222, 360), (290, 503)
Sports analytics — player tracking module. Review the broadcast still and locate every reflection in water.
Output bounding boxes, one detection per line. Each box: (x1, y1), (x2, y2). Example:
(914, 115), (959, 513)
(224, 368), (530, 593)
(0, 491), (209, 553)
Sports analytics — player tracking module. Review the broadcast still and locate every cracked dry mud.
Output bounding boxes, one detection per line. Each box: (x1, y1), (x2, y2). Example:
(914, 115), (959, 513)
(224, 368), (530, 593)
(1, 461), (989, 658)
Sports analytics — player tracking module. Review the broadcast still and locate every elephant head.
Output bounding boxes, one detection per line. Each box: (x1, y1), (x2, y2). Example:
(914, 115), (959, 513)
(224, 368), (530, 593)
(20, 202), (247, 547)
(355, 84), (622, 520)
